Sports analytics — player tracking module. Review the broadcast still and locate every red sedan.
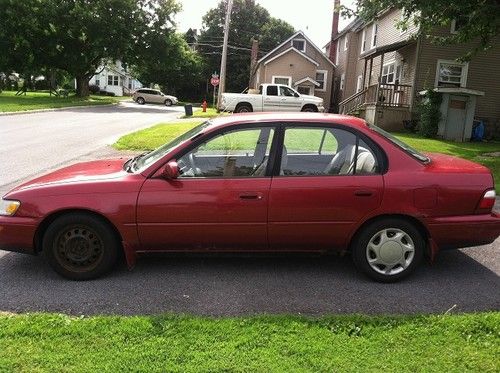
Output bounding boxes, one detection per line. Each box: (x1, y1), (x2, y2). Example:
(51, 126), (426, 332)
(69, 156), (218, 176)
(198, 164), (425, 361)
(1, 113), (499, 282)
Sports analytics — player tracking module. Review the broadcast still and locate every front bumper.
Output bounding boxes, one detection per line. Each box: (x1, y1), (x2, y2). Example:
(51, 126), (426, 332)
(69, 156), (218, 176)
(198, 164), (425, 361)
(425, 212), (500, 250)
(0, 216), (38, 255)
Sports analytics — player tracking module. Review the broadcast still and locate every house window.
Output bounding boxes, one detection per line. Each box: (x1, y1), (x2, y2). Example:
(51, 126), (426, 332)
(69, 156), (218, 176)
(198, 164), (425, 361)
(371, 23), (378, 48)
(343, 36), (348, 51)
(360, 29), (367, 53)
(291, 39), (306, 52)
(335, 41), (340, 65)
(272, 76), (292, 86)
(316, 70), (327, 91)
(381, 63), (396, 84)
(108, 75), (119, 86)
(451, 17), (467, 34)
(435, 60), (468, 87)
(356, 75), (363, 92)
(95, 78), (100, 86)
(340, 73), (345, 90)
(297, 86), (312, 95)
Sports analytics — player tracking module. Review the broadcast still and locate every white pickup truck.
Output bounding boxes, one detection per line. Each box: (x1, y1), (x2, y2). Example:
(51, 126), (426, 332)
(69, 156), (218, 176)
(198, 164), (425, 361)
(219, 84), (325, 113)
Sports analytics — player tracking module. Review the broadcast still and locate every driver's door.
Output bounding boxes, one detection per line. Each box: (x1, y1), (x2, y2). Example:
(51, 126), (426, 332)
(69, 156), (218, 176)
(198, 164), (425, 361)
(136, 125), (276, 251)
(279, 86), (302, 111)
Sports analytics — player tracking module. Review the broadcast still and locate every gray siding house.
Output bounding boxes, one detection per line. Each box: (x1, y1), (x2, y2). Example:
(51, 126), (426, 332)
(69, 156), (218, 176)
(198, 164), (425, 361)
(251, 31), (336, 110)
(326, 8), (500, 138)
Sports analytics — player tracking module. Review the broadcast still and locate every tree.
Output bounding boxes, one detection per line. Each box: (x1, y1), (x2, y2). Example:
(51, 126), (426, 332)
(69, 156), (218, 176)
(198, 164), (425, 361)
(199, 0), (295, 92)
(342, 0), (500, 60)
(134, 32), (203, 100)
(0, 0), (182, 97)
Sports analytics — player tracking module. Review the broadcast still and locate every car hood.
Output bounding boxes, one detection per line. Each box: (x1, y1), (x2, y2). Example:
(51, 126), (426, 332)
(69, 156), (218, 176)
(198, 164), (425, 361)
(425, 152), (491, 174)
(10, 159), (127, 192)
(300, 94), (323, 103)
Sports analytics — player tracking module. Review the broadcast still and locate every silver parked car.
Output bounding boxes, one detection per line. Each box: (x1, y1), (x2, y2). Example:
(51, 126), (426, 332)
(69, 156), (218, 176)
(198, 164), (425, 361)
(133, 88), (178, 106)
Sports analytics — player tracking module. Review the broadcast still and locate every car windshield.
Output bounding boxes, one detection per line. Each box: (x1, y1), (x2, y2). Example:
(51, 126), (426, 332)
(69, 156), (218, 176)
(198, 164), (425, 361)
(128, 121), (212, 172)
(368, 125), (430, 163)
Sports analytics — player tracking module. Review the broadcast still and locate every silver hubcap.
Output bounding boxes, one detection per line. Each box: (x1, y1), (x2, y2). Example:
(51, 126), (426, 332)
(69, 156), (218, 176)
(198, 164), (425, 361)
(366, 228), (415, 276)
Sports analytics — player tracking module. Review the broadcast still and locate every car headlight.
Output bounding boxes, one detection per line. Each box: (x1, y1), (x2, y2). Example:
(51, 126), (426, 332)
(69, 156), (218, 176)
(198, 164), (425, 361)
(0, 199), (21, 216)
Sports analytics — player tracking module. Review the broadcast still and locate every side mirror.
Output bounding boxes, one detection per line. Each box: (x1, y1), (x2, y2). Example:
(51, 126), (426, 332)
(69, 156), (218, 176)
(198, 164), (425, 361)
(163, 161), (180, 179)
(294, 93), (300, 98)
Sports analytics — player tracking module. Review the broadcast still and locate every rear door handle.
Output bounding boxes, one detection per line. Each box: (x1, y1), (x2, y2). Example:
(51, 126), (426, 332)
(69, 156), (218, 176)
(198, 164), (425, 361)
(354, 190), (374, 197)
(239, 193), (263, 200)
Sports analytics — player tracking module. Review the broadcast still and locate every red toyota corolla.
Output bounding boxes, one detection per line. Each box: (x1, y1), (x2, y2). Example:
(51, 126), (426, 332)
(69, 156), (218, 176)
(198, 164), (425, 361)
(1, 113), (499, 282)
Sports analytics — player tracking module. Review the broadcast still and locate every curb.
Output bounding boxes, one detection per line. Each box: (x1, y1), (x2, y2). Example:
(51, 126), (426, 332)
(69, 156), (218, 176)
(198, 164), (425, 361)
(0, 102), (120, 116)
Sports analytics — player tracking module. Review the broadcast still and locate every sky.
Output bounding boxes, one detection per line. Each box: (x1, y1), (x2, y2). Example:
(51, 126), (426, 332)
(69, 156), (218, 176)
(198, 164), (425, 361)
(176, 0), (355, 49)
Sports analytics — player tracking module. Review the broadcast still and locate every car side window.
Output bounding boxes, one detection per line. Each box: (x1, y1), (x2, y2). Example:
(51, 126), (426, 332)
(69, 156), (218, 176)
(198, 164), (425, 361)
(267, 86), (278, 96)
(280, 86), (296, 97)
(178, 127), (275, 178)
(280, 127), (379, 176)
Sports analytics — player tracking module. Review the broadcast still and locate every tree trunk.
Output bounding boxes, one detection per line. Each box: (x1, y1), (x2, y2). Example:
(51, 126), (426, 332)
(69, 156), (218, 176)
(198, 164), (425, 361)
(76, 75), (90, 97)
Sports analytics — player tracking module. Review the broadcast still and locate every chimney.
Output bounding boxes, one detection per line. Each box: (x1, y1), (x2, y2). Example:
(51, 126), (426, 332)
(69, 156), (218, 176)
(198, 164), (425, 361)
(329, 0), (341, 62)
(249, 38), (259, 88)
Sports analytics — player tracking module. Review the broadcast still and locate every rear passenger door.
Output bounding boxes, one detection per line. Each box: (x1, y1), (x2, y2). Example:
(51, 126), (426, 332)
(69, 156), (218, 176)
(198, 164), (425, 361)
(268, 124), (384, 251)
(263, 85), (282, 112)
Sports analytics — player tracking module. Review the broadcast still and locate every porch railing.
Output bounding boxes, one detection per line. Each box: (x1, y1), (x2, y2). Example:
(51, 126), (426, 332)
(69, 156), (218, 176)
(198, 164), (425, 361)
(339, 83), (412, 114)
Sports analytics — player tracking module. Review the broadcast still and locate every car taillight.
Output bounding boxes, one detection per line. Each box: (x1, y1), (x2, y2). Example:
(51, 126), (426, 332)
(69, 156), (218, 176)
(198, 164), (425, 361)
(477, 189), (496, 212)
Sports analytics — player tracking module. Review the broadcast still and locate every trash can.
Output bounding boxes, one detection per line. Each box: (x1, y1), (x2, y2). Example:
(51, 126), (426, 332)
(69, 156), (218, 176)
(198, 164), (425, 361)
(184, 104), (193, 116)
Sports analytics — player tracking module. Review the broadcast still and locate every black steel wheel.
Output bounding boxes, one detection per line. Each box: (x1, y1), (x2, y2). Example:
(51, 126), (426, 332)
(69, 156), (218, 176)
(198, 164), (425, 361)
(43, 213), (119, 280)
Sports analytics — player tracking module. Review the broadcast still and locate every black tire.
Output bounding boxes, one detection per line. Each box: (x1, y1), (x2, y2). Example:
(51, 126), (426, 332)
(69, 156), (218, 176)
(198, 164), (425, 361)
(234, 103), (253, 113)
(301, 105), (318, 112)
(42, 213), (119, 280)
(164, 99), (173, 106)
(136, 97), (145, 105)
(351, 218), (424, 283)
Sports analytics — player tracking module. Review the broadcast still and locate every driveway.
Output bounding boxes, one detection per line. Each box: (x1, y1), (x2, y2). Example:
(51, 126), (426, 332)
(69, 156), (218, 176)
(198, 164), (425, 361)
(0, 101), (184, 195)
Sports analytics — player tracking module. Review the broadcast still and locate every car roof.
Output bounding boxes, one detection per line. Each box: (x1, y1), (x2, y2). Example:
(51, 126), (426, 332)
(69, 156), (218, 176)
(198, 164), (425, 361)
(205, 112), (369, 131)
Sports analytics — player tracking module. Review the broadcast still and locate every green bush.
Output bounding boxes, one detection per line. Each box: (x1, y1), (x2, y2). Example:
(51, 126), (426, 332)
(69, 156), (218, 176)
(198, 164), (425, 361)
(418, 89), (442, 138)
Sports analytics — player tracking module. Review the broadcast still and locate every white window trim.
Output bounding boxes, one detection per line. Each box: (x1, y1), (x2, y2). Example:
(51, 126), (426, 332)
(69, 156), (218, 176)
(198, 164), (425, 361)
(450, 19), (459, 34)
(340, 73), (345, 90)
(381, 60), (399, 84)
(360, 29), (367, 53)
(370, 23), (378, 49)
(316, 70), (328, 92)
(272, 75), (292, 86)
(356, 75), (363, 92)
(434, 59), (469, 87)
(343, 36), (348, 51)
(335, 41), (340, 65)
(291, 38), (306, 53)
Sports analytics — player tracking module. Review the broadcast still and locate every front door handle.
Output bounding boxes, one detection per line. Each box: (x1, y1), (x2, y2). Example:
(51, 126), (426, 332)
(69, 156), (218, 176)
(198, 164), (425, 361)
(239, 193), (263, 200)
(354, 190), (374, 197)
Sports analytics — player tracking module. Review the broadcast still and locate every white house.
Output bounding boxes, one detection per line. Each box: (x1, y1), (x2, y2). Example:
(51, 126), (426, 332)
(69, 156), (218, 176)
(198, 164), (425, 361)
(88, 61), (143, 96)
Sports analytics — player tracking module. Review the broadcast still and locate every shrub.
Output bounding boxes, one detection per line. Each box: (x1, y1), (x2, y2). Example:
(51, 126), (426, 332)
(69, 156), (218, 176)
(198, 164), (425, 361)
(89, 84), (100, 94)
(418, 89), (442, 138)
(105, 91), (116, 97)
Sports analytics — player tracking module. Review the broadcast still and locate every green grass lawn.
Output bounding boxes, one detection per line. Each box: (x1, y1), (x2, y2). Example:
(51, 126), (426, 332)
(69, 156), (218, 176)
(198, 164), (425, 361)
(0, 91), (128, 112)
(0, 312), (497, 372)
(394, 133), (500, 192)
(181, 107), (226, 119)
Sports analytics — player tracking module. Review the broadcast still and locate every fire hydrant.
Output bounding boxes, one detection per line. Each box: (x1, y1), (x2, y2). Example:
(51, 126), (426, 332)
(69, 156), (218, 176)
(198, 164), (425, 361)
(202, 99), (207, 113)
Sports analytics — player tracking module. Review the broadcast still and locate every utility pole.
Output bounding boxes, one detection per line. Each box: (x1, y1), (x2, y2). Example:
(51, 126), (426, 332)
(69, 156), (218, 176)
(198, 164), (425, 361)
(217, 0), (233, 110)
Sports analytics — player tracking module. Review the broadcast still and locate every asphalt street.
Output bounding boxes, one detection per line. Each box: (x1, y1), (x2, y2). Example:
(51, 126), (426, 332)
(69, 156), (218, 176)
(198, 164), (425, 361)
(0, 103), (498, 316)
(0, 101), (184, 195)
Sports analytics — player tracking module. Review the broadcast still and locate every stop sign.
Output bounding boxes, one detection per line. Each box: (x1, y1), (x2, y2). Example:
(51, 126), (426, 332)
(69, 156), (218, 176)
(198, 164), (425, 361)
(210, 77), (220, 86)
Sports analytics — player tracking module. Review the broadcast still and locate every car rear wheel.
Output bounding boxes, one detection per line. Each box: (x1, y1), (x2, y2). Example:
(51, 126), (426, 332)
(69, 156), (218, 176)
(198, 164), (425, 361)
(351, 218), (424, 282)
(164, 99), (173, 106)
(42, 213), (119, 280)
(301, 105), (318, 112)
(234, 103), (252, 113)
(136, 97), (145, 105)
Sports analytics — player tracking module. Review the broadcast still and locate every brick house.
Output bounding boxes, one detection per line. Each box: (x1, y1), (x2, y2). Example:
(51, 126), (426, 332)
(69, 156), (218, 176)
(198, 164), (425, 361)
(326, 7), (500, 138)
(250, 31), (335, 109)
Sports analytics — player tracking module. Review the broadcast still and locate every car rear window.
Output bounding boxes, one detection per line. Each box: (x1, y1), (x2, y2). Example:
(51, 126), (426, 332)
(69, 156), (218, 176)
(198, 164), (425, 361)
(368, 125), (429, 163)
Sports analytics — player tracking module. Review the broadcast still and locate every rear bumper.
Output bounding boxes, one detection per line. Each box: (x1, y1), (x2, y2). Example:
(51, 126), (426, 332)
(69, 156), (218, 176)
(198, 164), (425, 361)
(426, 212), (500, 250)
(0, 216), (38, 255)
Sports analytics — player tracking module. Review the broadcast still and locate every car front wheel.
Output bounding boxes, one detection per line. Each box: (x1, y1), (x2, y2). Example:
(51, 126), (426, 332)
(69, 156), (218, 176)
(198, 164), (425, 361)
(164, 99), (173, 106)
(351, 218), (424, 282)
(42, 213), (119, 280)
